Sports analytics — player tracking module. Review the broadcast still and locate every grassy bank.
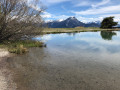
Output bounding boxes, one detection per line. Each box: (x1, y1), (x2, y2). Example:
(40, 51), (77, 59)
(42, 27), (120, 34)
(0, 40), (46, 54)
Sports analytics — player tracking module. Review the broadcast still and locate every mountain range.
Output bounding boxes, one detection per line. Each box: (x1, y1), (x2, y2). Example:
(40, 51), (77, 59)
(44, 17), (101, 28)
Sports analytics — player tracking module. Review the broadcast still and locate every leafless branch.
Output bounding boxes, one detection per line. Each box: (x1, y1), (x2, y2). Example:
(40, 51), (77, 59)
(0, 0), (45, 41)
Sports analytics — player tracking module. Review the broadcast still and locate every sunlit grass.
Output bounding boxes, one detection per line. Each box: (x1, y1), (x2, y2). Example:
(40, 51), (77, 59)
(42, 27), (118, 34)
(0, 40), (46, 54)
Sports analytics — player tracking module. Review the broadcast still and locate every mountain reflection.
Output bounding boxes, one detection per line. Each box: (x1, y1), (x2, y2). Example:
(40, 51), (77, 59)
(100, 31), (117, 40)
(67, 32), (77, 36)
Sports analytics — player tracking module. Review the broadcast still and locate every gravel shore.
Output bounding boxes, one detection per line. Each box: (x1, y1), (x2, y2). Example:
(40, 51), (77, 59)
(0, 49), (16, 90)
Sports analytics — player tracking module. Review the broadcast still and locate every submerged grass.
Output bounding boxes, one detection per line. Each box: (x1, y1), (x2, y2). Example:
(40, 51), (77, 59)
(0, 40), (46, 54)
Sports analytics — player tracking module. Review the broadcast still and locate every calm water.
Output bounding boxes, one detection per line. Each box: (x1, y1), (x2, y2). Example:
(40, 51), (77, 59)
(9, 31), (120, 90)
(34, 31), (120, 59)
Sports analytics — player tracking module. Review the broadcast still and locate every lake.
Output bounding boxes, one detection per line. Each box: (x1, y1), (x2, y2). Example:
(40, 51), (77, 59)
(8, 31), (120, 90)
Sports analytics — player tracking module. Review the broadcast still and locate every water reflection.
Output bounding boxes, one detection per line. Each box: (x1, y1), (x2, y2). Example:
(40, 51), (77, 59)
(100, 31), (117, 40)
(66, 32), (77, 36)
(34, 31), (120, 54)
(9, 31), (120, 90)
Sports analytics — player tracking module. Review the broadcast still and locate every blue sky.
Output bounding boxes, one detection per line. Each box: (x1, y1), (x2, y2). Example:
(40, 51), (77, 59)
(39, 0), (120, 23)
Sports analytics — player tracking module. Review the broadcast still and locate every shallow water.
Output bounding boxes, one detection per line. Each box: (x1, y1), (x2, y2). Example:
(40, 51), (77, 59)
(8, 31), (120, 90)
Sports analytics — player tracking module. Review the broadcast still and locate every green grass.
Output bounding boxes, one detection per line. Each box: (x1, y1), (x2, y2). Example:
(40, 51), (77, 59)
(0, 40), (46, 54)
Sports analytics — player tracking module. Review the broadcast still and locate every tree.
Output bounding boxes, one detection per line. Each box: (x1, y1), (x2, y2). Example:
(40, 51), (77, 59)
(100, 31), (116, 40)
(100, 17), (118, 29)
(0, 0), (45, 42)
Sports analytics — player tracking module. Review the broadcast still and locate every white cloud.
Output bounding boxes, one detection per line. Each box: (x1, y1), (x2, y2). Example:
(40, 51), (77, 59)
(74, 1), (90, 7)
(27, 0), (43, 11)
(40, 0), (99, 7)
(92, 0), (110, 8)
(101, 14), (120, 22)
(29, 4), (41, 11)
(72, 5), (120, 15)
(42, 12), (52, 18)
(53, 15), (70, 20)
(41, 0), (112, 8)
(76, 16), (103, 23)
(114, 18), (120, 23)
(74, 14), (120, 23)
(71, 1), (120, 23)
(102, 14), (120, 18)
(42, 12), (70, 20)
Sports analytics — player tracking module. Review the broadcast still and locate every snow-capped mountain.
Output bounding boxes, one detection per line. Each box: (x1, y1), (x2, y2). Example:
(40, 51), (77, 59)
(85, 21), (101, 27)
(44, 17), (101, 28)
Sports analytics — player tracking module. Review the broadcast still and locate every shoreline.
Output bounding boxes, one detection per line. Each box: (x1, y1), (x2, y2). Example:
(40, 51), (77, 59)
(0, 49), (16, 90)
(42, 28), (120, 34)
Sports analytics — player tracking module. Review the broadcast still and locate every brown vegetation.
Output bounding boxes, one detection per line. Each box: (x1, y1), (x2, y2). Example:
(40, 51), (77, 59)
(0, 0), (45, 42)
